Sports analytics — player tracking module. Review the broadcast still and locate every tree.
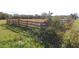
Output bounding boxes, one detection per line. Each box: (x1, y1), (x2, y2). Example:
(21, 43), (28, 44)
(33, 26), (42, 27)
(41, 12), (48, 19)
(13, 14), (20, 19)
(0, 12), (9, 19)
(49, 16), (65, 32)
(34, 14), (40, 19)
(70, 13), (78, 20)
(37, 12), (64, 48)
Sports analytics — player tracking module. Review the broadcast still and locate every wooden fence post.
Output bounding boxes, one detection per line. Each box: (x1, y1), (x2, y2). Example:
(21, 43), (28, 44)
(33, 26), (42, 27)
(17, 19), (20, 26)
(7, 19), (10, 25)
(7, 19), (8, 24)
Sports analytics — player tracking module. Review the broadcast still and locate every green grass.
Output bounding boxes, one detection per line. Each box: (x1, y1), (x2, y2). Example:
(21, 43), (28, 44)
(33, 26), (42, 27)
(0, 20), (44, 48)
(72, 19), (79, 31)
(0, 20), (18, 40)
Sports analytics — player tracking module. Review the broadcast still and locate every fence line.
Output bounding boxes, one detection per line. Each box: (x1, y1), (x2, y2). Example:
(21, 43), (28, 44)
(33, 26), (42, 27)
(7, 19), (48, 27)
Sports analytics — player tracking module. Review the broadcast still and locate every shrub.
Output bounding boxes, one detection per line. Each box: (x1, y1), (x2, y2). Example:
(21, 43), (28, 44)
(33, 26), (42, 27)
(37, 16), (65, 48)
(62, 29), (79, 48)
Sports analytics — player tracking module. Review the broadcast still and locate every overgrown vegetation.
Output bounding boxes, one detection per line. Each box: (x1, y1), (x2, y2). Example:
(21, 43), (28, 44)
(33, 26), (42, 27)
(0, 20), (44, 48)
(0, 11), (79, 48)
(62, 20), (79, 48)
(36, 16), (67, 48)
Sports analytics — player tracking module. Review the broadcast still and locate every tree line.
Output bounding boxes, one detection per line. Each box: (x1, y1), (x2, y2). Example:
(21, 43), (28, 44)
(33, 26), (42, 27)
(0, 12), (78, 20)
(0, 12), (51, 19)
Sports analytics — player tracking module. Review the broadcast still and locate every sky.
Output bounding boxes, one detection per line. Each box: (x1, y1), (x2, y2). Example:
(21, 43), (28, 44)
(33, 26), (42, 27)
(0, 0), (79, 15)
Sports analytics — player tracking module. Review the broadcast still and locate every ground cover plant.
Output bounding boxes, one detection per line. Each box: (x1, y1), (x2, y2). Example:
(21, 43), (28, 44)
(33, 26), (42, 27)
(0, 20), (44, 48)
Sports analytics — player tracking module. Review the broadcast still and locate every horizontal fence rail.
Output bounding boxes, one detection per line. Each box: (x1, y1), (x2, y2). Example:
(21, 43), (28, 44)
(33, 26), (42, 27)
(7, 19), (48, 27)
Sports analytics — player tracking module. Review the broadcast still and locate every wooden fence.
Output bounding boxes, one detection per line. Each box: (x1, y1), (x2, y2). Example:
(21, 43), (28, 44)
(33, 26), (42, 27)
(7, 19), (48, 27)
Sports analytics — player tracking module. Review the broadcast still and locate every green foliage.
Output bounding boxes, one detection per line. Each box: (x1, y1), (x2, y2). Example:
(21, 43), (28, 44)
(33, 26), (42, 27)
(0, 20), (44, 48)
(37, 16), (65, 48)
(38, 27), (62, 48)
(0, 12), (9, 19)
(62, 20), (79, 48)
(51, 16), (65, 32)
(62, 29), (79, 48)
(70, 13), (78, 20)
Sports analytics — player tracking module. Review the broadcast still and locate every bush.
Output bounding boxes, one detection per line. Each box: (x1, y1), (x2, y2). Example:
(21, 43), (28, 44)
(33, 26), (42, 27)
(38, 27), (62, 47)
(37, 16), (65, 48)
(62, 28), (79, 48)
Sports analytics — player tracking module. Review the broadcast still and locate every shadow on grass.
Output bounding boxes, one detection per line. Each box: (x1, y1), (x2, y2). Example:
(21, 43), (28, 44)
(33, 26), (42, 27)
(0, 24), (45, 48)
(2, 24), (62, 48)
(4, 25), (40, 37)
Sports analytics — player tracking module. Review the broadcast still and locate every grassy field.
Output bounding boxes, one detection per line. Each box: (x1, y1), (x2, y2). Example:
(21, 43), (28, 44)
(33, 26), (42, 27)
(73, 20), (79, 30)
(0, 20), (19, 40)
(0, 20), (44, 48)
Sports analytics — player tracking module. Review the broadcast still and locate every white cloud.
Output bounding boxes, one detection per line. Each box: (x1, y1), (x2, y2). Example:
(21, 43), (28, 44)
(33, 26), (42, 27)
(0, 0), (79, 15)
